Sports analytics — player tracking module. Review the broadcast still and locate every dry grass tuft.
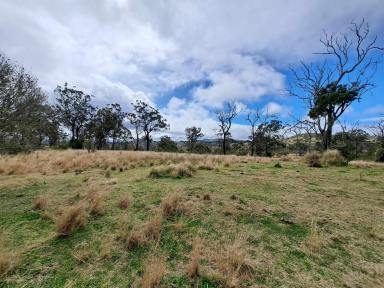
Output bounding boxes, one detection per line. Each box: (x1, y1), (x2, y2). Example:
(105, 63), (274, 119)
(72, 242), (92, 263)
(321, 150), (346, 166)
(89, 193), (106, 215)
(100, 238), (113, 259)
(203, 194), (211, 201)
(125, 230), (146, 250)
(118, 196), (132, 210)
(161, 192), (183, 218)
(0, 250), (18, 276)
(141, 255), (167, 288)
(33, 196), (48, 210)
(56, 203), (88, 237)
(186, 238), (202, 279)
(304, 222), (324, 253)
(142, 215), (163, 241)
(304, 151), (322, 167)
(213, 239), (255, 286)
(149, 163), (195, 178)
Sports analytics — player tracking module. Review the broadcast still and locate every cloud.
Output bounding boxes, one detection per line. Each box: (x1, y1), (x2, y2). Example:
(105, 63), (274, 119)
(1, 0), (384, 138)
(365, 105), (384, 115)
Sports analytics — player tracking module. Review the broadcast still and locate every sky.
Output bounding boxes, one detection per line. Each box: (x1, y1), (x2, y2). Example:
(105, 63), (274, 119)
(1, 0), (383, 139)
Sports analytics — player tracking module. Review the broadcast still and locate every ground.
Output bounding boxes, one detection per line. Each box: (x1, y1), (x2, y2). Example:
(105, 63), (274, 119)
(0, 151), (383, 287)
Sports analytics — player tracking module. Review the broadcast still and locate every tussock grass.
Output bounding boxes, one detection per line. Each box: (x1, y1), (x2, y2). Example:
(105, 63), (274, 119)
(0, 150), (260, 175)
(186, 238), (202, 279)
(0, 250), (18, 277)
(321, 149), (347, 166)
(141, 255), (167, 288)
(33, 196), (48, 210)
(304, 151), (322, 167)
(149, 163), (195, 178)
(56, 203), (88, 237)
(118, 196), (132, 210)
(161, 192), (183, 218)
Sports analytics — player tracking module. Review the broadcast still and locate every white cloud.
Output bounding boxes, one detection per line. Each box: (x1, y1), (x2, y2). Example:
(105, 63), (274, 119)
(1, 0), (384, 138)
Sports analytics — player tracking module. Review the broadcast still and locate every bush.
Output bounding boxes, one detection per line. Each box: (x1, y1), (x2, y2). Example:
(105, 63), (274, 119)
(304, 152), (322, 167)
(375, 147), (384, 162)
(321, 150), (347, 166)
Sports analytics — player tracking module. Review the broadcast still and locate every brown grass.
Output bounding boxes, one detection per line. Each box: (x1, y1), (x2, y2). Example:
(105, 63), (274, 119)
(118, 196), (132, 210)
(304, 222), (324, 253)
(33, 196), (48, 210)
(100, 238), (113, 259)
(56, 203), (88, 237)
(303, 151), (322, 167)
(125, 230), (146, 250)
(161, 192), (183, 218)
(72, 242), (92, 263)
(141, 255), (167, 288)
(213, 239), (255, 286)
(142, 215), (162, 241)
(321, 149), (346, 166)
(0, 250), (18, 277)
(89, 193), (105, 215)
(0, 150), (263, 175)
(186, 238), (202, 279)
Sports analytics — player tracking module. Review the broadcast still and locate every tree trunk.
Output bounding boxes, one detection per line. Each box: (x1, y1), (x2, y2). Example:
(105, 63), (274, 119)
(134, 128), (139, 151)
(145, 133), (150, 151)
(223, 135), (227, 155)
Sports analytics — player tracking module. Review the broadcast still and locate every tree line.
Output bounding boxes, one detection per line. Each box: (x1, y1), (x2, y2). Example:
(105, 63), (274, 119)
(0, 20), (383, 161)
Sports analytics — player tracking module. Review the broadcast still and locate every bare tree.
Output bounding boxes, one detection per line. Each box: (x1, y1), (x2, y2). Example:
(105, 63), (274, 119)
(246, 109), (261, 156)
(216, 101), (239, 155)
(290, 20), (383, 150)
(370, 119), (384, 147)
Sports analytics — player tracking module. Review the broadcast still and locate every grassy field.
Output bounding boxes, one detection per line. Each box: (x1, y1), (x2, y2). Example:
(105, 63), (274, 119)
(0, 150), (383, 287)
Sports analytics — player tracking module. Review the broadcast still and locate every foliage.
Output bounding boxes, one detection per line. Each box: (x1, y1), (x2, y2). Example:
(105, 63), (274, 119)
(185, 126), (204, 152)
(130, 100), (168, 151)
(375, 147), (384, 162)
(54, 83), (94, 148)
(158, 135), (178, 152)
(0, 53), (59, 152)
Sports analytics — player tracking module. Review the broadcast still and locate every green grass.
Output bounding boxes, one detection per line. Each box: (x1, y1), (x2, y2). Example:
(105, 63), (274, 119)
(0, 156), (383, 287)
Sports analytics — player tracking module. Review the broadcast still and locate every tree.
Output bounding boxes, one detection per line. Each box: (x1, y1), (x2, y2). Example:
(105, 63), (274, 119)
(370, 119), (384, 147)
(246, 109), (261, 156)
(0, 53), (58, 152)
(89, 103), (129, 150)
(54, 83), (94, 148)
(131, 100), (168, 151)
(290, 20), (383, 150)
(333, 128), (369, 160)
(127, 112), (142, 150)
(185, 126), (204, 152)
(253, 119), (284, 156)
(216, 101), (239, 155)
(158, 135), (178, 152)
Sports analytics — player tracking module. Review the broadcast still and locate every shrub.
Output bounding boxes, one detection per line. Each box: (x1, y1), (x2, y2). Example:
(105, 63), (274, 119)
(304, 152), (322, 167)
(321, 150), (347, 166)
(56, 204), (87, 237)
(375, 147), (384, 162)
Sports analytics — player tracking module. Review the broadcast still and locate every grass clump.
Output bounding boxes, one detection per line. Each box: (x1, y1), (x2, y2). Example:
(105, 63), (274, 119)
(33, 196), (48, 210)
(149, 163), (195, 178)
(304, 151), (322, 167)
(118, 196), (132, 210)
(161, 192), (183, 218)
(89, 193), (105, 215)
(321, 150), (347, 166)
(56, 203), (88, 237)
(141, 255), (167, 288)
(0, 250), (18, 277)
(186, 238), (202, 279)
